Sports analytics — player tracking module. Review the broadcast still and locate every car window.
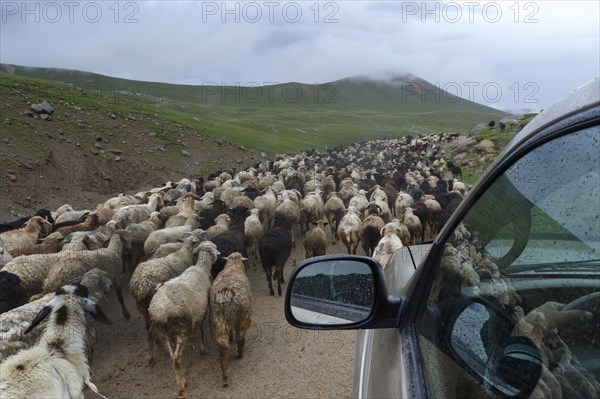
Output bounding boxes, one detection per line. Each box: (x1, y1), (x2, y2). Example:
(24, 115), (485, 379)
(415, 126), (600, 398)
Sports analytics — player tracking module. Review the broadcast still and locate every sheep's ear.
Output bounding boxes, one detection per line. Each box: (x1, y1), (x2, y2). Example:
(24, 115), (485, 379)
(82, 298), (112, 325)
(380, 226), (386, 236)
(241, 256), (249, 262)
(25, 297), (57, 334)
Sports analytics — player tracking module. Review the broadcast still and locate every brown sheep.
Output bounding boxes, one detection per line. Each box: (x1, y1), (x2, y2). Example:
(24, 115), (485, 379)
(0, 216), (52, 254)
(210, 252), (252, 387)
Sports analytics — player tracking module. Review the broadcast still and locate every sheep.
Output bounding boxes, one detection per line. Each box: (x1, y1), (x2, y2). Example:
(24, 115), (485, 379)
(113, 193), (164, 229)
(372, 222), (405, 268)
(31, 233), (130, 319)
(244, 208), (264, 270)
(148, 229), (206, 260)
(0, 284), (111, 399)
(299, 191), (325, 234)
(0, 244), (13, 268)
(164, 193), (198, 228)
(1, 236), (89, 310)
(0, 268), (113, 363)
(91, 206), (116, 226)
(147, 241), (220, 397)
(422, 195), (442, 237)
(364, 200), (392, 224)
(82, 220), (118, 250)
(211, 206), (249, 278)
(205, 213), (231, 241)
(0, 209), (54, 233)
(338, 206), (362, 255)
(452, 179), (467, 196)
(358, 215), (385, 257)
(55, 213), (100, 237)
(210, 252), (252, 387)
(254, 187), (277, 228)
(120, 212), (161, 274)
(7, 231), (64, 258)
(324, 192), (345, 242)
(53, 209), (90, 226)
(338, 179), (356, 208)
(348, 189), (369, 214)
(274, 191), (301, 249)
(0, 216), (53, 255)
(143, 215), (200, 257)
(304, 219), (328, 258)
(259, 214), (293, 296)
(130, 234), (199, 332)
(394, 192), (414, 221)
(404, 207), (423, 245)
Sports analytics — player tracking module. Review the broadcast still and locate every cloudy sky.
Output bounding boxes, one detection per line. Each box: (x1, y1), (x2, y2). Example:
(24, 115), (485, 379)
(1, 1), (598, 111)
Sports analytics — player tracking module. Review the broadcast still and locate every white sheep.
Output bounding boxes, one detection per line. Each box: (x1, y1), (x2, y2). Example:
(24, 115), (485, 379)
(112, 193), (164, 229)
(338, 206), (362, 255)
(299, 191), (325, 234)
(143, 215), (200, 256)
(130, 235), (199, 332)
(0, 284), (111, 399)
(0, 268), (112, 363)
(404, 207), (423, 245)
(348, 190), (369, 214)
(372, 222), (405, 268)
(205, 213), (231, 241)
(254, 187), (277, 229)
(31, 233), (130, 319)
(394, 192), (414, 221)
(164, 193), (197, 228)
(210, 252), (252, 387)
(274, 191), (301, 248)
(147, 241), (220, 398)
(244, 208), (263, 270)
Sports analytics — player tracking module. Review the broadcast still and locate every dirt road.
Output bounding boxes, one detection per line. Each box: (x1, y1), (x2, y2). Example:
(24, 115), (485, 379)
(89, 239), (357, 399)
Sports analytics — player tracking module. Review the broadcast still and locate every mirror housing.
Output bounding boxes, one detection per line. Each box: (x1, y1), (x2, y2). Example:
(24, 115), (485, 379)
(285, 255), (403, 330)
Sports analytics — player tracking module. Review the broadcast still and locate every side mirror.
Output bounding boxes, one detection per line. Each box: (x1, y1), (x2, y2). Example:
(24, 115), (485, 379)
(285, 255), (403, 329)
(444, 295), (542, 398)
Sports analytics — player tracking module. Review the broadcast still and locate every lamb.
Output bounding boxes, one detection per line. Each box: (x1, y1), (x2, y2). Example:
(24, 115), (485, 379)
(324, 192), (345, 242)
(147, 241), (220, 398)
(304, 219), (328, 258)
(244, 208), (264, 270)
(0, 216), (53, 255)
(130, 235), (199, 332)
(338, 206), (362, 254)
(32, 233), (130, 319)
(205, 213), (231, 240)
(259, 214), (293, 296)
(210, 252), (252, 387)
(358, 215), (385, 257)
(0, 268), (112, 363)
(148, 229), (206, 260)
(143, 215), (200, 256)
(113, 193), (164, 229)
(372, 222), (405, 268)
(0, 284), (111, 399)
(254, 187), (277, 228)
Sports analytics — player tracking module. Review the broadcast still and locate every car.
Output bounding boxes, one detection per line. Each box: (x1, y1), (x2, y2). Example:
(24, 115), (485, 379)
(284, 78), (600, 399)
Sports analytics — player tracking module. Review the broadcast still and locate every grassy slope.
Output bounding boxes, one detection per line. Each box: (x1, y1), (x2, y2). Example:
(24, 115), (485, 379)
(1, 64), (509, 154)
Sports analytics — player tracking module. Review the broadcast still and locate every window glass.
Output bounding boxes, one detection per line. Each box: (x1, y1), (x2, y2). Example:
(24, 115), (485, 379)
(416, 126), (600, 398)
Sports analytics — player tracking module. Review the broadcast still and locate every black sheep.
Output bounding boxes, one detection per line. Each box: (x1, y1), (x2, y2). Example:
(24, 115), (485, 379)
(0, 271), (26, 314)
(259, 214), (292, 296)
(0, 209), (54, 233)
(210, 206), (249, 279)
(199, 199), (227, 230)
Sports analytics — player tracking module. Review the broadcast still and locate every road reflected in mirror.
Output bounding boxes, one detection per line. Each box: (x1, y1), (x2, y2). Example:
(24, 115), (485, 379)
(290, 260), (375, 325)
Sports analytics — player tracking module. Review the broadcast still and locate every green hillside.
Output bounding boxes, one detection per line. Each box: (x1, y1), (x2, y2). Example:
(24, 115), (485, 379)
(0, 63), (509, 153)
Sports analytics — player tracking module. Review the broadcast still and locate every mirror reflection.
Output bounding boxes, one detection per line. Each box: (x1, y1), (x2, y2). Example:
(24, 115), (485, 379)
(290, 260), (375, 325)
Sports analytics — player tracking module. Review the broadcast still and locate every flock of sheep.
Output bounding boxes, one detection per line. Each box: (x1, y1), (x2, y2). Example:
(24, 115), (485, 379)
(0, 133), (467, 398)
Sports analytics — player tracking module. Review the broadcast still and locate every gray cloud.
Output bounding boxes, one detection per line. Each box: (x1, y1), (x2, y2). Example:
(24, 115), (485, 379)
(0, 0), (598, 111)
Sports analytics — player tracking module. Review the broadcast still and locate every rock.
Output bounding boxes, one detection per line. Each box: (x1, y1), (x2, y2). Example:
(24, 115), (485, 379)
(260, 152), (267, 157)
(181, 149), (191, 157)
(22, 110), (34, 117)
(455, 152), (467, 160)
(94, 142), (103, 149)
(7, 174), (17, 182)
(90, 148), (100, 155)
(115, 156), (121, 161)
(21, 161), (33, 170)
(95, 135), (103, 141)
(40, 114), (51, 121)
(4, 118), (11, 125)
(469, 123), (488, 136)
(110, 149), (122, 155)
(110, 113), (116, 119)
(476, 140), (495, 153)
(31, 101), (54, 114)
(148, 132), (157, 137)
(454, 137), (477, 150)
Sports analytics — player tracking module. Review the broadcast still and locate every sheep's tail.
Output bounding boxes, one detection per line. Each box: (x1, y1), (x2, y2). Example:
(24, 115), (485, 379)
(86, 379), (107, 399)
